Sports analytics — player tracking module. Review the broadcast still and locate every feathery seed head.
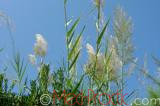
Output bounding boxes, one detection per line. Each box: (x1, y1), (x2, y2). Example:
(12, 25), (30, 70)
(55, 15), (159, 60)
(34, 34), (48, 57)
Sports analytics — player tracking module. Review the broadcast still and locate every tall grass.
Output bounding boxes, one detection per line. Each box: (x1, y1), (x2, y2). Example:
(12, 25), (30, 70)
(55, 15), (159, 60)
(0, 0), (158, 106)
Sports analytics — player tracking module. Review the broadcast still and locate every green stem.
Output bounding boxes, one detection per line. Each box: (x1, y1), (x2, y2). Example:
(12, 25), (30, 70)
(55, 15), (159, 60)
(121, 45), (124, 106)
(64, 1), (70, 78)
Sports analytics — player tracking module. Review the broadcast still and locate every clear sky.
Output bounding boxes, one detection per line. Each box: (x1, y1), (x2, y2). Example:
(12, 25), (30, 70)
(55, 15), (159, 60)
(0, 0), (160, 98)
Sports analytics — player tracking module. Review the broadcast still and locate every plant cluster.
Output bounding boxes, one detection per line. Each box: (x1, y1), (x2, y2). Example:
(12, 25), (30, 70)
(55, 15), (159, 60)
(0, 0), (159, 106)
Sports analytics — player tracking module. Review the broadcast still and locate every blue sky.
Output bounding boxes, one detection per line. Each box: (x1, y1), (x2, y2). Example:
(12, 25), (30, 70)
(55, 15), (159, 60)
(0, 0), (160, 98)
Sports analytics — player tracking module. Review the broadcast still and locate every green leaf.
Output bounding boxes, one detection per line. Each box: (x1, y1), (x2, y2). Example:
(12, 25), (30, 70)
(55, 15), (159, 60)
(72, 74), (85, 94)
(68, 31), (75, 46)
(66, 78), (73, 88)
(67, 18), (80, 38)
(11, 53), (27, 95)
(8, 80), (16, 93)
(68, 26), (85, 60)
(65, 19), (73, 27)
(96, 18), (110, 45)
(69, 50), (80, 71)
(64, 0), (67, 5)
(19, 63), (27, 84)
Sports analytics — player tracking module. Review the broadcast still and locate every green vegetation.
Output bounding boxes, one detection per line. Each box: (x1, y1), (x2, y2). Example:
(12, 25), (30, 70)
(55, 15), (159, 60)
(0, 0), (159, 106)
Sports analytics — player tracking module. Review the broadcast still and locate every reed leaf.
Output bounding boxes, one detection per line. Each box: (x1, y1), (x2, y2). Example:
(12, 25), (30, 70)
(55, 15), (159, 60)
(96, 18), (110, 46)
(67, 18), (80, 38)
(69, 50), (80, 71)
(68, 26), (85, 60)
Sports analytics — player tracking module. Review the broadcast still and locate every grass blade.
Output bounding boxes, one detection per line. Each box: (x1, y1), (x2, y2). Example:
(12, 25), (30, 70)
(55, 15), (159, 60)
(69, 50), (80, 71)
(67, 18), (80, 38)
(72, 74), (85, 94)
(96, 18), (110, 45)
(68, 26), (85, 60)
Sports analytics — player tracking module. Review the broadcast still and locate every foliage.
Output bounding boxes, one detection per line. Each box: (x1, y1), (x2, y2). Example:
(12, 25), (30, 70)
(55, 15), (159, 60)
(0, 0), (156, 106)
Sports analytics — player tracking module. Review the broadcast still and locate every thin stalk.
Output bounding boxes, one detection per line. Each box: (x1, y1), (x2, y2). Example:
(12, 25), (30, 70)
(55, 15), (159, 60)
(95, 2), (101, 105)
(88, 2), (102, 105)
(131, 60), (160, 86)
(63, 1), (70, 78)
(94, 0), (101, 77)
(6, 17), (16, 56)
(97, 0), (101, 35)
(121, 44), (124, 106)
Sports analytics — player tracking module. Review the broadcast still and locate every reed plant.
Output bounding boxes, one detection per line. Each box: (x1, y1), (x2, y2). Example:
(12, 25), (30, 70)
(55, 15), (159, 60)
(0, 0), (157, 106)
